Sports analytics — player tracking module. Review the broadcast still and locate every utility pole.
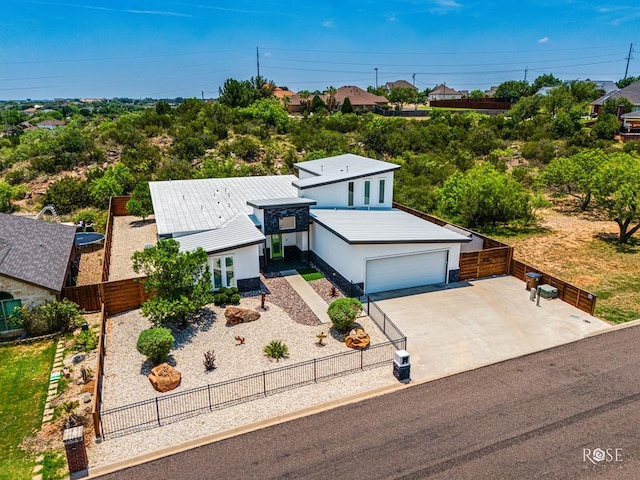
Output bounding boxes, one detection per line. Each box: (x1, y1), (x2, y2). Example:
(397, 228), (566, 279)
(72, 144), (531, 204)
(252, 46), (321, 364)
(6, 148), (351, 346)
(524, 66), (528, 83)
(412, 73), (415, 88)
(201, 90), (204, 101)
(256, 46), (260, 78)
(374, 67), (378, 89)
(624, 43), (634, 79)
(413, 73), (416, 111)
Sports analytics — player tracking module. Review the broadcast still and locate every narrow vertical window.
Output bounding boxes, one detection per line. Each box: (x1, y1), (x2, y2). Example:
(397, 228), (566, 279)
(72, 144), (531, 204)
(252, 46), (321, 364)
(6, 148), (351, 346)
(225, 257), (235, 287)
(379, 179), (386, 204)
(364, 180), (371, 205)
(213, 258), (222, 289)
(348, 181), (354, 207)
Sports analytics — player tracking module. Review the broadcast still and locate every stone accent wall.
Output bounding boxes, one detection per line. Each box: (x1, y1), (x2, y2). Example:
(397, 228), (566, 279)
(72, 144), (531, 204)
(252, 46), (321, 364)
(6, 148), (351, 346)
(0, 275), (56, 307)
(309, 252), (353, 296)
(237, 277), (261, 292)
(263, 207), (310, 235)
(448, 268), (460, 283)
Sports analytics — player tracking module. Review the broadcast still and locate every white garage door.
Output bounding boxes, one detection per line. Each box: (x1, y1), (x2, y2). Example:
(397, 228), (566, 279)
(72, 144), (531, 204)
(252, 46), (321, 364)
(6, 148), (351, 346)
(365, 250), (448, 294)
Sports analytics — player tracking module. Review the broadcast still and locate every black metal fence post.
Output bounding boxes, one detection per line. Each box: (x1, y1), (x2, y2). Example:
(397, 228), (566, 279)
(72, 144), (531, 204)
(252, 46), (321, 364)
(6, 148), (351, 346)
(313, 358), (317, 382)
(262, 371), (267, 396)
(155, 397), (161, 427)
(207, 384), (212, 411)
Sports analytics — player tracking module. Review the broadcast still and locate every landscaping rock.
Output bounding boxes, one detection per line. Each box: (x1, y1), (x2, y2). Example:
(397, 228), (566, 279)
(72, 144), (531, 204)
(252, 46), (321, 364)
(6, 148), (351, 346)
(225, 306), (260, 325)
(148, 363), (181, 393)
(345, 328), (370, 349)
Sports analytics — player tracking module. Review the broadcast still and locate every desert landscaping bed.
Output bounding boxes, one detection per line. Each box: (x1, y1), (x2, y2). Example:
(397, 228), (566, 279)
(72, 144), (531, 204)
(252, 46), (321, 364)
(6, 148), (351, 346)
(102, 295), (388, 409)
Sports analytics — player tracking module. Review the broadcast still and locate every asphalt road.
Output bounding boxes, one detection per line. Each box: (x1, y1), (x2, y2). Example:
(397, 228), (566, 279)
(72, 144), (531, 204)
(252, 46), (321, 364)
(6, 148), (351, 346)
(95, 325), (640, 480)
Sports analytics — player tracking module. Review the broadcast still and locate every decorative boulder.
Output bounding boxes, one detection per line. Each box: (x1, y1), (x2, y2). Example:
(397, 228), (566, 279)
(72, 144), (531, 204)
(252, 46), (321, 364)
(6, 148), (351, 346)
(225, 306), (260, 325)
(148, 363), (181, 393)
(345, 328), (370, 349)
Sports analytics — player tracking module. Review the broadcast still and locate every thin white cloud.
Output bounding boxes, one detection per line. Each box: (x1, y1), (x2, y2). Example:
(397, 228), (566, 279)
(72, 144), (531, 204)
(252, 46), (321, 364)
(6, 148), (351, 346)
(429, 0), (462, 14)
(387, 15), (397, 22)
(322, 20), (334, 28)
(537, 36), (549, 44)
(25, 1), (193, 18)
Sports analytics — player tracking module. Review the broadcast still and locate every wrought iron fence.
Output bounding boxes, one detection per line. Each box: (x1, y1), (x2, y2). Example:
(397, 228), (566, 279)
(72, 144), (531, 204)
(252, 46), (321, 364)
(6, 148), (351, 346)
(350, 282), (407, 348)
(99, 339), (404, 439)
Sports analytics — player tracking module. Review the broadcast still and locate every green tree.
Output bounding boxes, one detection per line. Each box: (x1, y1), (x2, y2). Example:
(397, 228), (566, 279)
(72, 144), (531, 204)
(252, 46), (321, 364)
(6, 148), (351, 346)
(601, 97), (633, 116)
(89, 163), (134, 208)
(539, 150), (602, 210)
(325, 86), (337, 111)
(469, 90), (485, 99)
(495, 80), (530, 101)
(136, 328), (174, 364)
(155, 100), (171, 115)
(530, 73), (563, 94)
(592, 113), (621, 140)
(617, 76), (640, 89)
(311, 95), (327, 114)
(438, 163), (531, 227)
(341, 97), (354, 114)
(387, 87), (416, 109)
(132, 239), (213, 327)
(40, 177), (90, 214)
(593, 153), (640, 243)
(126, 181), (153, 221)
(0, 182), (13, 213)
(327, 298), (362, 333)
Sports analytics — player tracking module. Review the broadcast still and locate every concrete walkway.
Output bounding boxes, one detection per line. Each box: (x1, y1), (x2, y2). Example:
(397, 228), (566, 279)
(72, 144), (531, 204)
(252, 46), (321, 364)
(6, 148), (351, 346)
(280, 270), (332, 324)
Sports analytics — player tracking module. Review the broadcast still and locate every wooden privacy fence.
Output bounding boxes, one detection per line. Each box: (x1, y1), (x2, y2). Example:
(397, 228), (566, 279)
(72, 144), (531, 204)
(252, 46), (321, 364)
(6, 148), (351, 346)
(92, 304), (107, 438)
(459, 247), (513, 280)
(62, 276), (152, 315)
(511, 259), (597, 315)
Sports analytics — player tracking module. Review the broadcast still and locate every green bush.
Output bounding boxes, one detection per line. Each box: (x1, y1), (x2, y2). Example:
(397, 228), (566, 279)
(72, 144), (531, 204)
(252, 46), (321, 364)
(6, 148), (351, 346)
(229, 293), (241, 305)
(263, 340), (289, 361)
(327, 298), (362, 333)
(213, 293), (227, 306)
(74, 329), (98, 352)
(18, 299), (84, 335)
(136, 328), (174, 364)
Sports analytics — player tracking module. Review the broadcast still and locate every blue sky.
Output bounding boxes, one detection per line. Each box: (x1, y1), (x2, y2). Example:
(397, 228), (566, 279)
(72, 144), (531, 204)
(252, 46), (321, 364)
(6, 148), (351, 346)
(1, 0), (639, 99)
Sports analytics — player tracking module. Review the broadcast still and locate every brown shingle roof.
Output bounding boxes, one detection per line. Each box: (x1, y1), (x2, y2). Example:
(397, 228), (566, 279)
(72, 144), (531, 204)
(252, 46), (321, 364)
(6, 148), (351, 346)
(335, 86), (388, 106)
(592, 80), (640, 106)
(0, 214), (75, 292)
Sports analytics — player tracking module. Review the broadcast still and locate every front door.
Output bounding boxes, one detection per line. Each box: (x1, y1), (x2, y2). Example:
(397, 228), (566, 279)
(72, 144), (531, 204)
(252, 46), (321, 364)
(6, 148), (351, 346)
(271, 234), (283, 259)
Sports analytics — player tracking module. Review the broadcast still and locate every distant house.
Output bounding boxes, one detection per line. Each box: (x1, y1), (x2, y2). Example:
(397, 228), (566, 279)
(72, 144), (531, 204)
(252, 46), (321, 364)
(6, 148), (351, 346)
(587, 80), (618, 95)
(428, 84), (464, 101)
(334, 86), (388, 111)
(287, 86), (388, 113)
(0, 214), (76, 335)
(272, 87), (296, 100)
(383, 80), (417, 92)
(37, 119), (66, 130)
(484, 86), (499, 98)
(591, 79), (640, 116)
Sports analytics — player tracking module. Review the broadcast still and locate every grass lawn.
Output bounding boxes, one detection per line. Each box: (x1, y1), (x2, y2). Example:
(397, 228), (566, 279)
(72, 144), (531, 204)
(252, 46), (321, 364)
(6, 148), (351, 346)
(0, 340), (56, 480)
(297, 267), (324, 282)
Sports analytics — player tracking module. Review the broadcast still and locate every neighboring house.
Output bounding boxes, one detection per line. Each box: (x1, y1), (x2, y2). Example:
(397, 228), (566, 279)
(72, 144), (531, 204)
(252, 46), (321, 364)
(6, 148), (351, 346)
(0, 214), (76, 334)
(287, 86), (388, 113)
(37, 119), (66, 130)
(272, 87), (296, 100)
(383, 80), (417, 92)
(591, 79), (640, 116)
(334, 86), (388, 111)
(428, 84), (464, 101)
(484, 86), (499, 98)
(149, 154), (471, 295)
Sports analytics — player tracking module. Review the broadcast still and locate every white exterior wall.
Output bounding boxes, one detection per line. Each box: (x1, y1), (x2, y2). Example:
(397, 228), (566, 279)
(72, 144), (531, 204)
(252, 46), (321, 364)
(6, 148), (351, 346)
(296, 231), (308, 250)
(310, 223), (462, 284)
(281, 232), (297, 250)
(208, 244), (260, 280)
(300, 173), (394, 209)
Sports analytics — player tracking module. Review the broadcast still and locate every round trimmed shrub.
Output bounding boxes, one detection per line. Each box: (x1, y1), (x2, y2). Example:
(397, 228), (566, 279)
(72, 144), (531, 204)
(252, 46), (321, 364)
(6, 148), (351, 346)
(327, 298), (362, 333)
(136, 327), (174, 364)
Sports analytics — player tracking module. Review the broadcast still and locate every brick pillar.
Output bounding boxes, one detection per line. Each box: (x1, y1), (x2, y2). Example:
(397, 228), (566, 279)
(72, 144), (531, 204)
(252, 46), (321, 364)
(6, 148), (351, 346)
(63, 426), (88, 473)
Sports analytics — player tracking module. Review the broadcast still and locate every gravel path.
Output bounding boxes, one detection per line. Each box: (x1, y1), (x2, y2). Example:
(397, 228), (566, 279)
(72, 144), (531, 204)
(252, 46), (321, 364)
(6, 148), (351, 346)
(261, 273), (320, 325)
(102, 296), (388, 409)
(108, 216), (157, 281)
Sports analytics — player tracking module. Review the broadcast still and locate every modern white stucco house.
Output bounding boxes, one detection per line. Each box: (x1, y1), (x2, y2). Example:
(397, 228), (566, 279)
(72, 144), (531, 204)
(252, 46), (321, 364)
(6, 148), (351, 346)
(149, 154), (471, 294)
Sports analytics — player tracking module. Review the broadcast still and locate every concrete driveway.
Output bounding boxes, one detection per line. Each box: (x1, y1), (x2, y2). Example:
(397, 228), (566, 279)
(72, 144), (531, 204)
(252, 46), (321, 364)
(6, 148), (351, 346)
(371, 276), (611, 382)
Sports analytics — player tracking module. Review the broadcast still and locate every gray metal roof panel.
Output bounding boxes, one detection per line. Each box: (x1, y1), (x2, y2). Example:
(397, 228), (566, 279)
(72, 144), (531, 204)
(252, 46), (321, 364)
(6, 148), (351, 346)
(150, 176), (298, 236)
(293, 154), (399, 189)
(175, 214), (265, 254)
(247, 197), (316, 209)
(0, 213), (76, 291)
(310, 209), (471, 244)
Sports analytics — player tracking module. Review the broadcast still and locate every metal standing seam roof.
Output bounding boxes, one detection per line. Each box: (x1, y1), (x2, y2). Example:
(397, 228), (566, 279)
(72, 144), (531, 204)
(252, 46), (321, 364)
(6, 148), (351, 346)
(149, 175), (299, 237)
(310, 209), (472, 244)
(0, 213), (76, 292)
(293, 154), (400, 190)
(175, 214), (265, 254)
(247, 197), (317, 209)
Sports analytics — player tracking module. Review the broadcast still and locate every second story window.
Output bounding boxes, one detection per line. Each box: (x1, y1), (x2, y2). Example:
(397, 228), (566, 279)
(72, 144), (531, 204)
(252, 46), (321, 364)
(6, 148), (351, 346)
(348, 181), (354, 207)
(279, 216), (296, 230)
(379, 178), (386, 204)
(364, 180), (371, 205)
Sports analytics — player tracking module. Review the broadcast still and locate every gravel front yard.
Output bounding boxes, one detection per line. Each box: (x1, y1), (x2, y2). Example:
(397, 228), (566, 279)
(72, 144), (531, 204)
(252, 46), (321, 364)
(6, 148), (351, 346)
(102, 296), (388, 409)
